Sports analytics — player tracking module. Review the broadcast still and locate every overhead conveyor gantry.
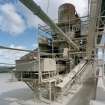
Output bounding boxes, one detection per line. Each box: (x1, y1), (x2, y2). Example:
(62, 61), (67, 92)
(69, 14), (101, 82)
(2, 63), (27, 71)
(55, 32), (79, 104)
(19, 0), (79, 50)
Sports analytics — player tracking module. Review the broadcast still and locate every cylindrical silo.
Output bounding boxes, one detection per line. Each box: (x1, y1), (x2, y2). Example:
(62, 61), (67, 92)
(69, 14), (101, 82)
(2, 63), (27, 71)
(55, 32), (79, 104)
(58, 3), (81, 38)
(58, 3), (76, 23)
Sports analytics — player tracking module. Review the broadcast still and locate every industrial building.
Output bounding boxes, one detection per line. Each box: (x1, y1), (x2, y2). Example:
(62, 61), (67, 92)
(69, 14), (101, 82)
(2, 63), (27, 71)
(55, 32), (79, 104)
(13, 0), (105, 104)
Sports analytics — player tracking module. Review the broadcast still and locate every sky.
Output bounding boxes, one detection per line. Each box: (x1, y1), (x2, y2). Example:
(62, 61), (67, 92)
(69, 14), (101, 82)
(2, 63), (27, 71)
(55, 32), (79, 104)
(0, 0), (88, 64)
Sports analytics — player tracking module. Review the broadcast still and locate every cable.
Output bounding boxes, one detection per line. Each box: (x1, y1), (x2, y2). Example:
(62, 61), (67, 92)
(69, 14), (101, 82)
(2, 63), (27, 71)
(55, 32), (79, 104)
(0, 45), (33, 52)
(0, 63), (15, 65)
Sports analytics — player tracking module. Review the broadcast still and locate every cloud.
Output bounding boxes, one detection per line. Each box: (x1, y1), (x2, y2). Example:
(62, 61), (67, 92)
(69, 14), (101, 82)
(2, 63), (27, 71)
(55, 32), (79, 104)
(10, 44), (25, 49)
(0, 0), (88, 35)
(12, 0), (88, 32)
(33, 0), (88, 18)
(17, 1), (44, 28)
(0, 44), (28, 64)
(32, 43), (38, 49)
(0, 3), (26, 35)
(18, 0), (88, 28)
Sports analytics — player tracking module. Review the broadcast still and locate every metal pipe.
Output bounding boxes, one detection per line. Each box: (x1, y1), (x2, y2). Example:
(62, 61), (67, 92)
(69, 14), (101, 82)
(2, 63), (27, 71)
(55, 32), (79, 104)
(19, 0), (79, 50)
(0, 45), (32, 52)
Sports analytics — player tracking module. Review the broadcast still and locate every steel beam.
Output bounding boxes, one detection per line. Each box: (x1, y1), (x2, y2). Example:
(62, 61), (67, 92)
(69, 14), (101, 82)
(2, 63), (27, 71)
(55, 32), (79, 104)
(86, 0), (102, 59)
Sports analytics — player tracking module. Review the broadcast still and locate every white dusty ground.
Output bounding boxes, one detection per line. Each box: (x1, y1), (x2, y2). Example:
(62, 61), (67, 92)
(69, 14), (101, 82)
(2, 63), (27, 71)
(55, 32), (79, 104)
(0, 69), (97, 105)
(0, 73), (37, 105)
(0, 73), (82, 105)
(0, 64), (97, 105)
